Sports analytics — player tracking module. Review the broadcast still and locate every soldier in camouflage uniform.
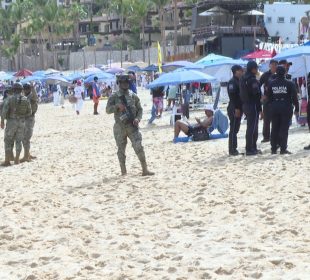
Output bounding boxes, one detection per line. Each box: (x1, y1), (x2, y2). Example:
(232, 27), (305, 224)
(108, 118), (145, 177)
(106, 74), (154, 176)
(1, 87), (15, 162)
(20, 83), (38, 162)
(1, 83), (32, 166)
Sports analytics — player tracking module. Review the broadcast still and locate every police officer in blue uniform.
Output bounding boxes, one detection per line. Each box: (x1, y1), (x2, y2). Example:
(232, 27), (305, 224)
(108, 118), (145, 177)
(259, 59), (278, 143)
(240, 61), (262, 156)
(266, 65), (299, 154)
(227, 65), (244, 156)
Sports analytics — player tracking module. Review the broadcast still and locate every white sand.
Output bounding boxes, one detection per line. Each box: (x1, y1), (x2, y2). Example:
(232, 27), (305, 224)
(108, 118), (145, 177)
(0, 89), (309, 280)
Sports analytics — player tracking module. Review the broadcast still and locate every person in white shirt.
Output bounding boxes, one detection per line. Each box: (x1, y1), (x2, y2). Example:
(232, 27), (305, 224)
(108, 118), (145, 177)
(74, 80), (84, 115)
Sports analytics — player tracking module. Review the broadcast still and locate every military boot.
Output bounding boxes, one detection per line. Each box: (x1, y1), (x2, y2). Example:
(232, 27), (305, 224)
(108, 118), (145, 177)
(120, 162), (127, 176)
(20, 148), (30, 163)
(14, 152), (21, 165)
(141, 161), (154, 176)
(1, 153), (11, 167)
(29, 154), (37, 160)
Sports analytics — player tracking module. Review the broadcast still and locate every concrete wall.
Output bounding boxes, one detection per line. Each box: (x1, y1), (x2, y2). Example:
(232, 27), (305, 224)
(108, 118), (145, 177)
(69, 45), (195, 70)
(0, 45), (195, 71)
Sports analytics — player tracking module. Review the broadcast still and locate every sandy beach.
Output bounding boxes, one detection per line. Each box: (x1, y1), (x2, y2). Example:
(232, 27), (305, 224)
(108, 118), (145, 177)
(0, 89), (309, 280)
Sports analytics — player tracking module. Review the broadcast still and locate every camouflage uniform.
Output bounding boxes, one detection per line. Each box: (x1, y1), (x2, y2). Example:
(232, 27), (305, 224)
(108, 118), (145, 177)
(106, 84), (153, 176)
(22, 87), (38, 159)
(1, 90), (32, 165)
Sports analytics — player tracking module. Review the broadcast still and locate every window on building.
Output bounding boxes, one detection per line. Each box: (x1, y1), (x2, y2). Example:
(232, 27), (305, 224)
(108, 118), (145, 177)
(267, 17), (272, 23)
(290, 17), (295, 23)
(277, 17), (285, 23)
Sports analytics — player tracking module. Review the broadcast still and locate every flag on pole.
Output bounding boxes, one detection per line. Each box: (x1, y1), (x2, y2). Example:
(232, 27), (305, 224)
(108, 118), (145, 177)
(157, 41), (162, 73)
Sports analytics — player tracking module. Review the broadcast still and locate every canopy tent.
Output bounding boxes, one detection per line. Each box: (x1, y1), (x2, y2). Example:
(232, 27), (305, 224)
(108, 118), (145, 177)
(273, 45), (310, 78)
(196, 53), (233, 66)
(146, 69), (216, 89)
(242, 49), (274, 59)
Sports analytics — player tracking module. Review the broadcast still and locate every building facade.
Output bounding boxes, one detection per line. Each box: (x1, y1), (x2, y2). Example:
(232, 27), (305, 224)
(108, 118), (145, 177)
(264, 2), (310, 44)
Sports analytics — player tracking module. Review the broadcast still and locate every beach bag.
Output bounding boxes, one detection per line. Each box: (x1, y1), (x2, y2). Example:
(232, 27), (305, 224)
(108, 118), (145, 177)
(192, 127), (210, 141)
(69, 95), (77, 104)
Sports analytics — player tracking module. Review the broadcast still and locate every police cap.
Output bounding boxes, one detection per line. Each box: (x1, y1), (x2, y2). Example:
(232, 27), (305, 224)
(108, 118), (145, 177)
(246, 61), (258, 72)
(276, 65), (286, 77)
(278, 59), (292, 66)
(231, 65), (243, 74)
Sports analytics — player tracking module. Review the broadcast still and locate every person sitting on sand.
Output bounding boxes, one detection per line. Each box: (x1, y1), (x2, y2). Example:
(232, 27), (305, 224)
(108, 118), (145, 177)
(174, 104), (214, 139)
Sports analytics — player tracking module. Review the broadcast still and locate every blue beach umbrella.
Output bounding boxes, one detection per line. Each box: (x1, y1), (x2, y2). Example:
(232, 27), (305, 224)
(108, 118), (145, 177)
(200, 59), (247, 82)
(273, 45), (310, 78)
(196, 53), (232, 66)
(84, 72), (115, 83)
(146, 69), (216, 89)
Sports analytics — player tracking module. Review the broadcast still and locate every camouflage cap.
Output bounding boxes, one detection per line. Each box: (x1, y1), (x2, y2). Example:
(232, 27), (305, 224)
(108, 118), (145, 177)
(23, 82), (31, 89)
(117, 74), (131, 83)
(12, 82), (23, 90)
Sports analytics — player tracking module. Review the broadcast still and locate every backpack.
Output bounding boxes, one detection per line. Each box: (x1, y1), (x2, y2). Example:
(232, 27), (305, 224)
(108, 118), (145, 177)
(192, 127), (210, 141)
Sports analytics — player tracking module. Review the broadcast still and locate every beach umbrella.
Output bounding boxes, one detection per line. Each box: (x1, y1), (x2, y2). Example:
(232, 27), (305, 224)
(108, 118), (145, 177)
(21, 74), (45, 84)
(142, 64), (159, 72)
(242, 10), (265, 16)
(200, 59), (248, 82)
(196, 53), (232, 66)
(0, 72), (14, 81)
(199, 6), (229, 16)
(84, 72), (115, 83)
(63, 72), (84, 82)
(273, 45), (310, 78)
(146, 69), (216, 89)
(105, 67), (125, 74)
(14, 68), (33, 77)
(43, 75), (71, 86)
(162, 60), (198, 72)
(242, 49), (274, 59)
(127, 65), (141, 72)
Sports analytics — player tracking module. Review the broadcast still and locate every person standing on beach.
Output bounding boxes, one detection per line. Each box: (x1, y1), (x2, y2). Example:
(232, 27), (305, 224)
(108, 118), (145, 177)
(227, 65), (243, 156)
(259, 59), (278, 143)
(106, 74), (154, 176)
(74, 80), (84, 115)
(1, 83), (32, 166)
(20, 83), (38, 162)
(266, 65), (299, 154)
(240, 61), (262, 156)
(92, 76), (101, 115)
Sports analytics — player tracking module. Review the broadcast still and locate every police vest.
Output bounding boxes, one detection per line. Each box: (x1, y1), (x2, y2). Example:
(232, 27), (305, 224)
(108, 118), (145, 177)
(270, 80), (291, 104)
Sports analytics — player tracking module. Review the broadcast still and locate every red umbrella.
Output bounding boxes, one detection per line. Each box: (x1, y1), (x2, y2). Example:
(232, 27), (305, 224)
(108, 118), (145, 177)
(242, 50), (273, 59)
(14, 68), (33, 77)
